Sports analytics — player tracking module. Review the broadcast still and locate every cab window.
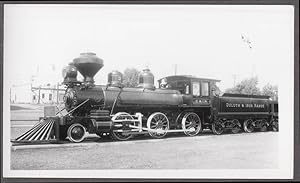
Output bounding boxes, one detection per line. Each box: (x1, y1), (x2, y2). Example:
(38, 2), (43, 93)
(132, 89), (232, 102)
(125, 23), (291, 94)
(160, 79), (189, 95)
(192, 82), (200, 97)
(185, 84), (190, 95)
(201, 82), (209, 96)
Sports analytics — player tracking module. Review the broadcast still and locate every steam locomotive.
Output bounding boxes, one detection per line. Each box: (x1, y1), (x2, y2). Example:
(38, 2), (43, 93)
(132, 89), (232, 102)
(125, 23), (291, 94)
(14, 52), (278, 143)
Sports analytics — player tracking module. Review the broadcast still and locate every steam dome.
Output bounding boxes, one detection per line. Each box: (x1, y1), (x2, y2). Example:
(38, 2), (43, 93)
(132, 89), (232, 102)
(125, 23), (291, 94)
(137, 68), (155, 90)
(107, 70), (123, 87)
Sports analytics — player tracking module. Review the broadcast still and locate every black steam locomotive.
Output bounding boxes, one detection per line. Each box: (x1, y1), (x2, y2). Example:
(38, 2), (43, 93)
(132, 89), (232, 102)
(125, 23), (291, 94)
(14, 53), (278, 143)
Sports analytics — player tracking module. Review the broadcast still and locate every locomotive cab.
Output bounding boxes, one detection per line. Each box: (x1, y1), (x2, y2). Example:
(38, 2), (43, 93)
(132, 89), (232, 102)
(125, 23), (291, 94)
(158, 75), (220, 106)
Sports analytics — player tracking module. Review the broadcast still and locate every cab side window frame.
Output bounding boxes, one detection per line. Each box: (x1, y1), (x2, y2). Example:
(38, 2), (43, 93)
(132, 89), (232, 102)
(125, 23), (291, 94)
(192, 81), (200, 97)
(185, 84), (190, 95)
(201, 81), (210, 97)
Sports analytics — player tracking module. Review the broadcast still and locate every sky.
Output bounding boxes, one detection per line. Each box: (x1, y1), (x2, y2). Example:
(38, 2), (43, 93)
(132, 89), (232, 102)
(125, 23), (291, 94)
(4, 4), (294, 93)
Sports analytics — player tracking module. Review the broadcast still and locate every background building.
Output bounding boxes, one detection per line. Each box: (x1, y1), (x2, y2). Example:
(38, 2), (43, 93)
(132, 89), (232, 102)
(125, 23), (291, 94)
(10, 64), (65, 104)
(31, 84), (65, 104)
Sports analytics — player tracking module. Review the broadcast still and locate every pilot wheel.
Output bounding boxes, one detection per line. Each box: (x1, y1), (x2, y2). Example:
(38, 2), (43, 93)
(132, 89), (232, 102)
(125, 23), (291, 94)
(67, 123), (86, 143)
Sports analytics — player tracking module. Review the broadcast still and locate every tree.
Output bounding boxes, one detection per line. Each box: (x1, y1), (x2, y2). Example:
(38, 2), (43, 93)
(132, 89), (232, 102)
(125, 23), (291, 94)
(225, 77), (261, 95)
(123, 68), (140, 87)
(262, 83), (278, 100)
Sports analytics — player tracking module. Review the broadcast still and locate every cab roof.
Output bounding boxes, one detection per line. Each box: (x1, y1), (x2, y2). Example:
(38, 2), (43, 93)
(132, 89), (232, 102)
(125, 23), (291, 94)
(158, 75), (221, 82)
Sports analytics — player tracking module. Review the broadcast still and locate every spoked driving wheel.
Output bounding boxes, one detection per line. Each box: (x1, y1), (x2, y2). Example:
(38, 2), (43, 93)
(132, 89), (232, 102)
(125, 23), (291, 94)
(243, 119), (255, 133)
(147, 112), (169, 138)
(67, 123), (86, 143)
(111, 112), (134, 141)
(212, 120), (224, 135)
(182, 112), (202, 136)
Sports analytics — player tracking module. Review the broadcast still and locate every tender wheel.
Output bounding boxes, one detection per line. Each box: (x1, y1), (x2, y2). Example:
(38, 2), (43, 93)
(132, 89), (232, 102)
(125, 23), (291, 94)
(243, 119), (255, 133)
(182, 112), (202, 136)
(111, 112), (134, 141)
(270, 119), (279, 132)
(67, 123), (86, 143)
(147, 112), (169, 138)
(212, 120), (224, 135)
(259, 119), (268, 132)
(231, 119), (241, 134)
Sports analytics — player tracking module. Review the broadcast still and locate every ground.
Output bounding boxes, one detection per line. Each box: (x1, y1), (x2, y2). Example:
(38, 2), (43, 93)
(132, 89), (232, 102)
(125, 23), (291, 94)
(10, 104), (279, 170)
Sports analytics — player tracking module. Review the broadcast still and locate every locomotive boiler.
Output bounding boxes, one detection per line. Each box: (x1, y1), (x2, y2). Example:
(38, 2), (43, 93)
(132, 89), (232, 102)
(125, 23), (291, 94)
(13, 52), (278, 144)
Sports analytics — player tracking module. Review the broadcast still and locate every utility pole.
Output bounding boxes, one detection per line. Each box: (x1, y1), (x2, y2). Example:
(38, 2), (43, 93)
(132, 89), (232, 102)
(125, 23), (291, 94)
(31, 75), (36, 104)
(174, 64), (177, 75)
(233, 74), (237, 87)
(10, 87), (11, 103)
(31, 81), (33, 103)
(38, 86), (41, 104)
(57, 82), (59, 104)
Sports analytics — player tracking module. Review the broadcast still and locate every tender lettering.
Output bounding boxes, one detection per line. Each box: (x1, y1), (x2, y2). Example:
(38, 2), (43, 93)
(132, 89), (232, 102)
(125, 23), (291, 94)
(226, 103), (240, 108)
(225, 103), (264, 108)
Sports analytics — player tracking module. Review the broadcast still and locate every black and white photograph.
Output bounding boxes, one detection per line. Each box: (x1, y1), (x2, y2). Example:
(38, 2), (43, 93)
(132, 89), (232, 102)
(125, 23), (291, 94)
(2, 2), (296, 180)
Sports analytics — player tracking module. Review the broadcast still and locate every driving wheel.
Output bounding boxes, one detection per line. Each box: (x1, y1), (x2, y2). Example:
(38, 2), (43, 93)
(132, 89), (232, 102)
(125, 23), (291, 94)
(111, 112), (134, 141)
(182, 112), (202, 136)
(147, 112), (169, 138)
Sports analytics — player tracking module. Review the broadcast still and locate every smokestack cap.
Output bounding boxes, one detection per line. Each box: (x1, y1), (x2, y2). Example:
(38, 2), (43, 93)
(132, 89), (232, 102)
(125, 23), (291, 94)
(73, 52), (104, 86)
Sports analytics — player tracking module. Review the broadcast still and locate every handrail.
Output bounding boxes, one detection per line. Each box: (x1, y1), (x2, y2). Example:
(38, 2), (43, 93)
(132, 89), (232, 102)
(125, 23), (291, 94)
(55, 106), (65, 116)
(65, 99), (90, 116)
(110, 89), (122, 116)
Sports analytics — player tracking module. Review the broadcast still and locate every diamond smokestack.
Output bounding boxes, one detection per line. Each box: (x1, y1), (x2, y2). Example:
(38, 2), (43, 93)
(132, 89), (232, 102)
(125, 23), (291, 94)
(73, 52), (104, 86)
